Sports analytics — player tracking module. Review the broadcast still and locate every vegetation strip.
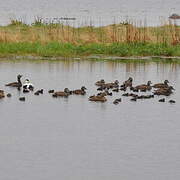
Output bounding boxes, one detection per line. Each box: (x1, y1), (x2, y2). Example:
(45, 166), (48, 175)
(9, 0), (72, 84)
(0, 42), (179, 58)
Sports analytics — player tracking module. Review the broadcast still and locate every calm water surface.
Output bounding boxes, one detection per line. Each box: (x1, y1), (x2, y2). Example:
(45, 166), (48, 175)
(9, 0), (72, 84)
(0, 0), (180, 26)
(0, 59), (180, 180)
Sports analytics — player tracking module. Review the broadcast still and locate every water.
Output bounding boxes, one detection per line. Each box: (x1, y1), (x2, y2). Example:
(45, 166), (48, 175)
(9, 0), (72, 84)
(0, 0), (180, 26)
(0, 59), (180, 180)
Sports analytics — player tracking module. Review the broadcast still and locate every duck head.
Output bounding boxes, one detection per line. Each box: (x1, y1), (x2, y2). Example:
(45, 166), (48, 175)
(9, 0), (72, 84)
(128, 77), (133, 82)
(100, 79), (105, 83)
(64, 88), (70, 93)
(114, 80), (119, 84)
(81, 86), (87, 91)
(147, 81), (152, 86)
(164, 80), (169, 84)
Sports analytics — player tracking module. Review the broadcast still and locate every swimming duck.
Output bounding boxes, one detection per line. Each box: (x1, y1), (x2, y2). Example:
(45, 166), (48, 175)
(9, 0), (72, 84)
(134, 81), (152, 91)
(19, 97), (25, 101)
(113, 98), (122, 105)
(153, 80), (169, 89)
(52, 88), (71, 97)
(72, 86), (87, 95)
(0, 90), (5, 99)
(121, 77), (133, 88)
(89, 94), (107, 102)
(104, 80), (119, 89)
(23, 79), (34, 90)
(159, 98), (165, 102)
(7, 93), (12, 97)
(34, 89), (43, 95)
(5, 74), (23, 87)
(48, 90), (54, 93)
(169, 100), (176, 104)
(95, 79), (105, 86)
(154, 86), (174, 96)
(23, 89), (30, 93)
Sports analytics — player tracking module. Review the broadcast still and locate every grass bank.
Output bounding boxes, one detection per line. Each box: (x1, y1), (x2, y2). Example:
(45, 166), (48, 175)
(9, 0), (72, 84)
(0, 21), (179, 58)
(0, 42), (179, 57)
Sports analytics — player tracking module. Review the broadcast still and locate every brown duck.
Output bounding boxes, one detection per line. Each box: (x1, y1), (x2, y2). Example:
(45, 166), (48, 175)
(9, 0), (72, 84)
(0, 90), (5, 99)
(52, 88), (71, 97)
(121, 77), (133, 88)
(5, 75), (23, 88)
(153, 80), (169, 88)
(135, 81), (152, 91)
(154, 86), (174, 96)
(95, 79), (105, 86)
(89, 94), (107, 102)
(104, 80), (119, 89)
(72, 86), (87, 95)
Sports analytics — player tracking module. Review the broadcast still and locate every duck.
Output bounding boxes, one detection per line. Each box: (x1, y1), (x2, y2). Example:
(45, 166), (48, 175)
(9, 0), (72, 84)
(34, 89), (43, 95)
(5, 74), (23, 87)
(112, 88), (119, 92)
(154, 86), (174, 96)
(97, 90), (112, 97)
(48, 90), (54, 93)
(72, 86), (87, 95)
(130, 97), (137, 101)
(23, 79), (34, 90)
(19, 97), (25, 101)
(169, 100), (176, 104)
(89, 94), (107, 102)
(0, 90), (5, 99)
(134, 81), (152, 91)
(7, 93), (12, 97)
(121, 77), (133, 88)
(113, 98), (122, 105)
(152, 80), (169, 88)
(52, 88), (71, 97)
(95, 79), (105, 86)
(23, 88), (30, 93)
(159, 98), (165, 102)
(104, 80), (119, 89)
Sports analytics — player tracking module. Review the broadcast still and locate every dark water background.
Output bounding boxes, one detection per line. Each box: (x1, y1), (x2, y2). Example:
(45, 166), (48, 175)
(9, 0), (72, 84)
(0, 59), (180, 180)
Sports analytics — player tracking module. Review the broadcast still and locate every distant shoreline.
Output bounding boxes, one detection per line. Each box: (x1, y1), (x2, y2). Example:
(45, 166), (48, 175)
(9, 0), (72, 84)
(0, 55), (180, 61)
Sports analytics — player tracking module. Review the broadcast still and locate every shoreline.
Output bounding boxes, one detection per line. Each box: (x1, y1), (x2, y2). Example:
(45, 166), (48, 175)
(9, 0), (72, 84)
(0, 55), (180, 61)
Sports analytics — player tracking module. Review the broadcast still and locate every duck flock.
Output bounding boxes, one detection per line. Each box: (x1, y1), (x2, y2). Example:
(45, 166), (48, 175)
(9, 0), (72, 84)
(0, 75), (176, 104)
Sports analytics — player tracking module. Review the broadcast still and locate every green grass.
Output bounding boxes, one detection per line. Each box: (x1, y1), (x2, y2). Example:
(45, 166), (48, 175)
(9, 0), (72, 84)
(0, 42), (179, 58)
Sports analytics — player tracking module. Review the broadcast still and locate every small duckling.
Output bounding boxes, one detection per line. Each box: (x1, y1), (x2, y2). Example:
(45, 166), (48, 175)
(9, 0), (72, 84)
(23, 88), (30, 93)
(34, 91), (40, 95)
(159, 98), (165, 102)
(19, 97), (25, 101)
(130, 97), (137, 101)
(120, 86), (127, 91)
(113, 99), (119, 105)
(7, 93), (12, 97)
(112, 88), (119, 92)
(38, 89), (43, 94)
(169, 100), (176, 104)
(122, 93), (129, 97)
(97, 86), (105, 91)
(48, 90), (54, 93)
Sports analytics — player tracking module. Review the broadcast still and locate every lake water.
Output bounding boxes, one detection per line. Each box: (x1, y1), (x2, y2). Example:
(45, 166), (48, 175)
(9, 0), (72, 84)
(0, 59), (180, 180)
(0, 0), (180, 26)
